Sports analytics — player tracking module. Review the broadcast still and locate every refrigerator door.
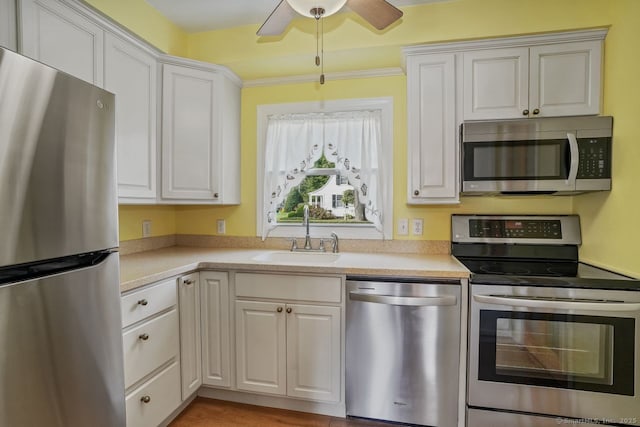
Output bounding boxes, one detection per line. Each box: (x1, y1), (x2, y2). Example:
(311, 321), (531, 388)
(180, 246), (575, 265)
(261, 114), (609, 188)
(0, 252), (125, 427)
(0, 47), (118, 267)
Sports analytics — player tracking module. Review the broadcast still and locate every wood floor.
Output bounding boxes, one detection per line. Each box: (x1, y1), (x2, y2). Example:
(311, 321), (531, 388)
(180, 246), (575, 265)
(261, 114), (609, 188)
(169, 398), (400, 427)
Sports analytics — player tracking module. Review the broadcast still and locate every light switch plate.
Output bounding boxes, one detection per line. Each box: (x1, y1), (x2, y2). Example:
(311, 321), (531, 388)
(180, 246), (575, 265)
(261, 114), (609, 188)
(412, 218), (424, 236)
(217, 219), (226, 234)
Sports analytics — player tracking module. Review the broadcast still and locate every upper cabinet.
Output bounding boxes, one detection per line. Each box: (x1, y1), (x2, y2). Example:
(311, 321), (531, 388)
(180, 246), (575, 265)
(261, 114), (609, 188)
(19, 0), (104, 86)
(404, 29), (606, 205)
(161, 58), (241, 204)
(406, 53), (459, 204)
(16, 0), (242, 205)
(0, 0), (17, 50)
(104, 33), (159, 202)
(463, 40), (602, 120)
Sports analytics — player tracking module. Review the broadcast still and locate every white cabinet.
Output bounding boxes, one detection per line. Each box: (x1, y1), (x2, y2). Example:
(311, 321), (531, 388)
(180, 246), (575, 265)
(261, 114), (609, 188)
(104, 33), (158, 202)
(200, 271), (231, 387)
(121, 279), (181, 427)
(18, 0), (104, 85)
(161, 58), (241, 204)
(178, 272), (202, 399)
(234, 273), (342, 403)
(463, 40), (602, 120)
(406, 53), (459, 204)
(0, 0), (16, 50)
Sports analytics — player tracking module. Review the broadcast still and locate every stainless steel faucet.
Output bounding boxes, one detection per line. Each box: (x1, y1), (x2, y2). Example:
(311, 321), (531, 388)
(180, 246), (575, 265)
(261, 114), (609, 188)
(303, 204), (312, 250)
(330, 232), (339, 253)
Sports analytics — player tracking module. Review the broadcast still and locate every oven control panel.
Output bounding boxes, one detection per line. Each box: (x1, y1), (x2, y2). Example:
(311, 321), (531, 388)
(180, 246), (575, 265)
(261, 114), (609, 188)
(469, 219), (562, 239)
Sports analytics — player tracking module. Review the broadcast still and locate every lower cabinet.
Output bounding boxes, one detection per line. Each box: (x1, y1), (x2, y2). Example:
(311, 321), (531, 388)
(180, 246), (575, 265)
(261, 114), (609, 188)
(121, 279), (181, 427)
(178, 272), (202, 399)
(234, 272), (342, 403)
(200, 271), (231, 387)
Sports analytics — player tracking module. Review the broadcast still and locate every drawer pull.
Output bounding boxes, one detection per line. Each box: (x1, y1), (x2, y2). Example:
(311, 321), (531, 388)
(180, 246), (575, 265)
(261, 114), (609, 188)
(138, 333), (150, 341)
(140, 395), (151, 404)
(137, 299), (148, 306)
(183, 279), (194, 285)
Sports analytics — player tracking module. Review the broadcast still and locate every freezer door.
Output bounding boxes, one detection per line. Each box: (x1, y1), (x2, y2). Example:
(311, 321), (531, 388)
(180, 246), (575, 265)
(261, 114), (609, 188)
(0, 47), (117, 267)
(0, 252), (125, 427)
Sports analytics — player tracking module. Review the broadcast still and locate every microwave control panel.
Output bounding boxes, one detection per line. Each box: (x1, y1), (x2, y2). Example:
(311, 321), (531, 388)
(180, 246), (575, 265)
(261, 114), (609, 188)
(577, 137), (611, 179)
(469, 219), (562, 239)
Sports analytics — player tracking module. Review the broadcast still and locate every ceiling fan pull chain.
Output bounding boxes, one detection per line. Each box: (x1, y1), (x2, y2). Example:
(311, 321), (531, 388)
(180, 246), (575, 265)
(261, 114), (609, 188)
(315, 14), (320, 67)
(320, 16), (325, 85)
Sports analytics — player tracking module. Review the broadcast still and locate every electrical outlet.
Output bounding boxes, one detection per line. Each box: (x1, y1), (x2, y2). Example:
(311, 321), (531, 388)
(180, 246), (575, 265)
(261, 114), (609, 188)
(397, 218), (409, 235)
(142, 220), (152, 238)
(217, 219), (226, 234)
(412, 218), (424, 236)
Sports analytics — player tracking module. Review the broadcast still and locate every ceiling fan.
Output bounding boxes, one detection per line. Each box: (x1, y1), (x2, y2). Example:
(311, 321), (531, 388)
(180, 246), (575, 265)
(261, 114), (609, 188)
(257, 0), (404, 36)
(257, 0), (403, 84)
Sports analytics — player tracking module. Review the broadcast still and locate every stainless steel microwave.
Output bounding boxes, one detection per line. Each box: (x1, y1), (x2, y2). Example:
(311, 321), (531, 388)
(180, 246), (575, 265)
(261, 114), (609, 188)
(461, 116), (613, 195)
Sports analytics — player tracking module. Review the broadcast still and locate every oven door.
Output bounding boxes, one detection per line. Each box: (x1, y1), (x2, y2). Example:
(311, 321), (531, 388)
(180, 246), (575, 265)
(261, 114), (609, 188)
(469, 284), (640, 425)
(461, 135), (578, 194)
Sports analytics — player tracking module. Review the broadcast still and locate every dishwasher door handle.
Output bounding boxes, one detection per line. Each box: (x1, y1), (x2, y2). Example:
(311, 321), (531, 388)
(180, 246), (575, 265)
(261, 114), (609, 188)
(349, 291), (457, 307)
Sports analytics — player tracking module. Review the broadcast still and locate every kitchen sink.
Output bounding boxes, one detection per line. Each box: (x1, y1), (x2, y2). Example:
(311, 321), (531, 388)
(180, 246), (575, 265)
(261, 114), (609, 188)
(252, 251), (340, 264)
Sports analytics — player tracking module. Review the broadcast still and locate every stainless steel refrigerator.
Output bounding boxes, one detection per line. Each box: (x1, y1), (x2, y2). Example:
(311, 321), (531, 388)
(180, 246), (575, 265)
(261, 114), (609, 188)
(0, 47), (125, 426)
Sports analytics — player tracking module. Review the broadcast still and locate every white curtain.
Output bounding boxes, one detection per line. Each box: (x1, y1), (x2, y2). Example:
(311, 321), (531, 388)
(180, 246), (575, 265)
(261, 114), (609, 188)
(261, 110), (384, 240)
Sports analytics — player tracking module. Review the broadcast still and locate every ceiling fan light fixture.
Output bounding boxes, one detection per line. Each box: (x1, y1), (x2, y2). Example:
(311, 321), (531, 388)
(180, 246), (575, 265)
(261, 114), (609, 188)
(285, 0), (347, 18)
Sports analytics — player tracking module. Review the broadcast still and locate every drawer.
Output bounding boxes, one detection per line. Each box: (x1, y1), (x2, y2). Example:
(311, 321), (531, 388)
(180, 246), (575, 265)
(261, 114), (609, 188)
(123, 308), (179, 389)
(126, 361), (181, 427)
(235, 273), (341, 303)
(122, 279), (177, 328)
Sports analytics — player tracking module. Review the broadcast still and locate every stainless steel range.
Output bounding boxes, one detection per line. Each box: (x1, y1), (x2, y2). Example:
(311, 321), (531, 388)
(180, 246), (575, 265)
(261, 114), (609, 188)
(452, 215), (640, 427)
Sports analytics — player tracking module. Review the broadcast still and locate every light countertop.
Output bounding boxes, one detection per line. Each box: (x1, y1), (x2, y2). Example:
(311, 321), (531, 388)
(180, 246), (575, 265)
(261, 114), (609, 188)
(119, 246), (470, 293)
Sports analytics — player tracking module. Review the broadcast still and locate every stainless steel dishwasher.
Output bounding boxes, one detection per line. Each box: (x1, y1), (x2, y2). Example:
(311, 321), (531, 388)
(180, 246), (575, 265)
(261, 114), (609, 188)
(346, 277), (461, 427)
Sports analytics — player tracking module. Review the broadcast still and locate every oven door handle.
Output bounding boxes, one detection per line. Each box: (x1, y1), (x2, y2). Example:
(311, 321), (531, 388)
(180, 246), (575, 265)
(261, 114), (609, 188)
(566, 132), (580, 187)
(474, 294), (640, 312)
(349, 292), (457, 307)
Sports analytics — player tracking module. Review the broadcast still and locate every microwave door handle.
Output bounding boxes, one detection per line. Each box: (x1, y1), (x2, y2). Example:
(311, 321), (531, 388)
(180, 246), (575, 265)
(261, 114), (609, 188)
(566, 132), (579, 186)
(474, 294), (640, 312)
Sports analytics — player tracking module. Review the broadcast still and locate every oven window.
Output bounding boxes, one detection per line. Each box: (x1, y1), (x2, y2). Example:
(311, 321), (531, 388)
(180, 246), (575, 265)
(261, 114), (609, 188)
(479, 311), (635, 395)
(466, 140), (568, 180)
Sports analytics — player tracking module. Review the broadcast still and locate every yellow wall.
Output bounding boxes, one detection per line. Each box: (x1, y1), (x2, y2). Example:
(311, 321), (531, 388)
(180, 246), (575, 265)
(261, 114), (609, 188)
(574, 0), (640, 277)
(118, 205), (177, 241)
(93, 0), (640, 276)
(84, 0), (187, 56)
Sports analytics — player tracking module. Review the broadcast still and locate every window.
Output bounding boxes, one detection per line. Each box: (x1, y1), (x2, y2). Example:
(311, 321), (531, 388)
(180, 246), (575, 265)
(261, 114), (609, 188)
(257, 98), (394, 240)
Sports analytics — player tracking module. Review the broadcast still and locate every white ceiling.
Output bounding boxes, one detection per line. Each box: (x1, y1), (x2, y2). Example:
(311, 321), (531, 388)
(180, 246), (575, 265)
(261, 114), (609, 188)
(144, 0), (439, 33)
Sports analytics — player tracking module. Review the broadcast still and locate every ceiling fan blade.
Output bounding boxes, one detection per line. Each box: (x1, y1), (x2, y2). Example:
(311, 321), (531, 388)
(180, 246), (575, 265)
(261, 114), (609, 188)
(346, 0), (403, 30)
(257, 0), (298, 36)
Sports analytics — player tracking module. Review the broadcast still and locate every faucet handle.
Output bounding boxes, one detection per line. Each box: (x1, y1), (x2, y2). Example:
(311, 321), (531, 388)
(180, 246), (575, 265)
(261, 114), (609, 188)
(319, 238), (325, 252)
(330, 232), (339, 253)
(290, 238), (298, 251)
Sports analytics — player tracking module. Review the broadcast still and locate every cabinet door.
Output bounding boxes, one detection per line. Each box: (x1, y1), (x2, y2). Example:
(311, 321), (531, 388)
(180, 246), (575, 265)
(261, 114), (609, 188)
(529, 41), (601, 117)
(407, 53), (459, 203)
(178, 273), (201, 400)
(104, 33), (158, 201)
(463, 47), (529, 120)
(235, 300), (286, 395)
(286, 304), (341, 402)
(18, 0), (104, 85)
(200, 271), (230, 387)
(0, 0), (16, 50)
(162, 64), (220, 200)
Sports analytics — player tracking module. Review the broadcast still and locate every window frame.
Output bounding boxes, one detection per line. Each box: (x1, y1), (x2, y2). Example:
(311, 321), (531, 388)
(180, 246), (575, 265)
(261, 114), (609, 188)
(256, 97), (394, 240)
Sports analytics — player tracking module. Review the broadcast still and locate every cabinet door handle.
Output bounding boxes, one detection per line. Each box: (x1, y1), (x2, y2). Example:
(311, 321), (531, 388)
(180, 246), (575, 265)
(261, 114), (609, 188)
(276, 307), (283, 313)
(522, 109), (530, 116)
(214, 193), (219, 198)
(138, 333), (150, 341)
(183, 279), (194, 285)
(413, 190), (419, 196)
(137, 299), (148, 306)
(533, 108), (540, 115)
(286, 307), (292, 313)
(140, 395), (151, 404)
